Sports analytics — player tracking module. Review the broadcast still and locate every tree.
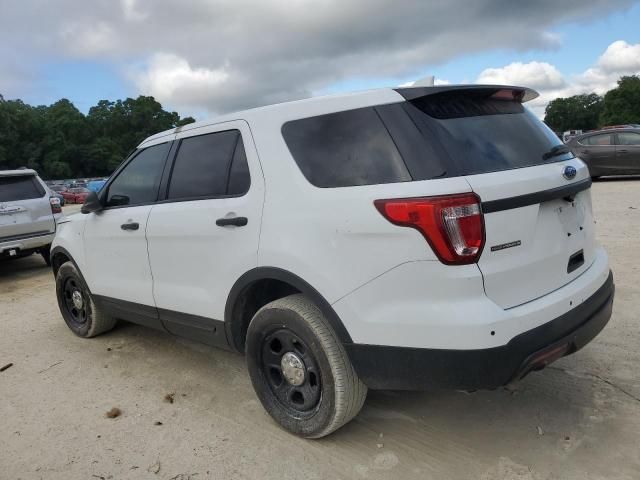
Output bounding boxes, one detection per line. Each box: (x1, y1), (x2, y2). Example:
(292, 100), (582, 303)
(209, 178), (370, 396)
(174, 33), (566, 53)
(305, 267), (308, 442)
(600, 75), (640, 126)
(544, 93), (603, 132)
(0, 95), (195, 179)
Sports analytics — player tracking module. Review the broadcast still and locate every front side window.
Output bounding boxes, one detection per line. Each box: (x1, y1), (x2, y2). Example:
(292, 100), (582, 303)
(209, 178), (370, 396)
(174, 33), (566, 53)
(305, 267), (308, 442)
(582, 134), (612, 146)
(617, 132), (640, 145)
(168, 130), (249, 200)
(106, 143), (169, 207)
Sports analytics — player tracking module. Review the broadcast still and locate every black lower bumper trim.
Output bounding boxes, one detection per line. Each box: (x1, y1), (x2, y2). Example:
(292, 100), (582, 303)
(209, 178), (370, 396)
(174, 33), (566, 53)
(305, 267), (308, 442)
(345, 271), (614, 391)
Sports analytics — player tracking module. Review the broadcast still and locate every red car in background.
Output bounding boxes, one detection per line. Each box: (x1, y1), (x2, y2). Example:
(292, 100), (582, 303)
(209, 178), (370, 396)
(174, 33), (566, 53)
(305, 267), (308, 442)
(61, 187), (90, 204)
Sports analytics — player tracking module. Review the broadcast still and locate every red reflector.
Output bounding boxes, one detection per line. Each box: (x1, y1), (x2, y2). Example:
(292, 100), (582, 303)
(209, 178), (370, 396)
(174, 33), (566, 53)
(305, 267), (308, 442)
(374, 193), (485, 265)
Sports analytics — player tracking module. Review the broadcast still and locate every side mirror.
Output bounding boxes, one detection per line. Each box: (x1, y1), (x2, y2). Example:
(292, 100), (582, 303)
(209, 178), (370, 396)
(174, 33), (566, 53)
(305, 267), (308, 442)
(81, 191), (103, 214)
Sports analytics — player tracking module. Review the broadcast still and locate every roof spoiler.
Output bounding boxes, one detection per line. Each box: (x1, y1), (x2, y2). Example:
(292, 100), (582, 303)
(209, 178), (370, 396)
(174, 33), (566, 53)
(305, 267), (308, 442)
(395, 85), (539, 103)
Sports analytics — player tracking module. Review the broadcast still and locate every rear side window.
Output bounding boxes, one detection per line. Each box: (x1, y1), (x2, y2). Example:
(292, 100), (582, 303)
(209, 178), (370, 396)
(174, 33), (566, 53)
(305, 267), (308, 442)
(227, 136), (251, 195)
(0, 175), (45, 202)
(617, 132), (640, 145)
(282, 107), (411, 187)
(168, 130), (249, 199)
(106, 142), (169, 207)
(582, 134), (612, 146)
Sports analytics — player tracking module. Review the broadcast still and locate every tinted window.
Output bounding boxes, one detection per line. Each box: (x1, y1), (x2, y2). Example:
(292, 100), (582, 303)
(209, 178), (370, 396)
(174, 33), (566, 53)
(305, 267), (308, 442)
(405, 91), (574, 177)
(227, 136), (251, 195)
(282, 107), (411, 188)
(583, 134), (612, 146)
(106, 143), (169, 207)
(0, 175), (45, 202)
(169, 130), (239, 199)
(617, 132), (640, 145)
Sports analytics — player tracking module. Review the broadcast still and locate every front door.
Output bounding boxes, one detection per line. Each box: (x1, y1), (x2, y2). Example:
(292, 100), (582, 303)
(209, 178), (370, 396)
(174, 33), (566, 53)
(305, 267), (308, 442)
(83, 141), (172, 328)
(145, 121), (264, 345)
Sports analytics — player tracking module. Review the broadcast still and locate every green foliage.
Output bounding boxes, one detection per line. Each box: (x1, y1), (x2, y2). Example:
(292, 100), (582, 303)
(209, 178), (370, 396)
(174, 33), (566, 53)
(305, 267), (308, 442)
(600, 76), (640, 126)
(544, 93), (603, 133)
(0, 95), (195, 179)
(544, 75), (640, 133)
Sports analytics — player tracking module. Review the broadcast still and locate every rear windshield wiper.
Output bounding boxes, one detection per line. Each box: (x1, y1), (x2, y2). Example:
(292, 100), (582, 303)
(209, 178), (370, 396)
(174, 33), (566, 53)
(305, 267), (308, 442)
(542, 145), (573, 161)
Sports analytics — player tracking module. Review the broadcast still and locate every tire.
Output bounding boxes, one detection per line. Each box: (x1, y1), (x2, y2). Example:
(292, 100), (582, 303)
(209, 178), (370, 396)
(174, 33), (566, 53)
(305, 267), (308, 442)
(55, 261), (116, 338)
(41, 245), (51, 266)
(246, 294), (367, 438)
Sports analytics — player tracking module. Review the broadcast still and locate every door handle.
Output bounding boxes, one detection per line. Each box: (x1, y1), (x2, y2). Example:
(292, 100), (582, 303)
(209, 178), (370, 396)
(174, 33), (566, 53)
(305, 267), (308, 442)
(120, 222), (140, 231)
(216, 216), (248, 227)
(618, 149), (629, 154)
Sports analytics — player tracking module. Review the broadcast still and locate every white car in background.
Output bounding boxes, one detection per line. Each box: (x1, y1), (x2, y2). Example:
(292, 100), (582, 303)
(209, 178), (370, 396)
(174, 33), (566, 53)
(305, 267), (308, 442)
(51, 85), (614, 438)
(1, 169), (61, 265)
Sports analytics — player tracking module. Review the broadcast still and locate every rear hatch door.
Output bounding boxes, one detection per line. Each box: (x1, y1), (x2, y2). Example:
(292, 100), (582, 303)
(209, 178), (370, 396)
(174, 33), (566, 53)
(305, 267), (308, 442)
(394, 86), (596, 309)
(0, 173), (55, 241)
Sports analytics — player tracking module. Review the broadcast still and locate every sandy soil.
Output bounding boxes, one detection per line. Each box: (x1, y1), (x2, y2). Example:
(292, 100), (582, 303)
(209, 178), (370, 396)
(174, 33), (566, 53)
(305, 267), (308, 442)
(1, 181), (640, 480)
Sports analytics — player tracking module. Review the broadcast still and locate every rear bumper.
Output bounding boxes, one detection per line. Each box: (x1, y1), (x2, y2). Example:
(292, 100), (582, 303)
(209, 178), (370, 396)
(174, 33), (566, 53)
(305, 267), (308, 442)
(345, 271), (614, 391)
(0, 231), (55, 257)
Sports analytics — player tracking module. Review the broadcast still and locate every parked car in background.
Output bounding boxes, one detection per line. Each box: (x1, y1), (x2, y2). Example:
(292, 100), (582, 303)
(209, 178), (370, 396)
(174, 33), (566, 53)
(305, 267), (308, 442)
(61, 187), (91, 204)
(1, 169), (60, 264)
(87, 179), (107, 192)
(51, 84), (613, 438)
(562, 130), (583, 143)
(567, 127), (640, 178)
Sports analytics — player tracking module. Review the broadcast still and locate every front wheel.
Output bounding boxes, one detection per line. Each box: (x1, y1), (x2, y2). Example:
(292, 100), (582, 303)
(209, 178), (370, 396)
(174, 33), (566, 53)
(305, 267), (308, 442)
(246, 294), (367, 438)
(55, 261), (116, 338)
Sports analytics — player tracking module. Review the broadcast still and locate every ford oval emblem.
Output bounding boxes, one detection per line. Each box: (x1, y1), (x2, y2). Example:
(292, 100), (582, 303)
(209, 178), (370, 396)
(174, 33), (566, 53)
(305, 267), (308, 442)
(563, 165), (577, 180)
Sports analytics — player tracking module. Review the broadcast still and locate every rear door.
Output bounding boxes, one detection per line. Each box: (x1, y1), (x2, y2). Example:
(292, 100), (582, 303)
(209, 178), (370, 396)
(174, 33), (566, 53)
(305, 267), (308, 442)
(615, 131), (640, 173)
(0, 173), (55, 241)
(393, 87), (597, 309)
(146, 121), (264, 345)
(574, 133), (617, 175)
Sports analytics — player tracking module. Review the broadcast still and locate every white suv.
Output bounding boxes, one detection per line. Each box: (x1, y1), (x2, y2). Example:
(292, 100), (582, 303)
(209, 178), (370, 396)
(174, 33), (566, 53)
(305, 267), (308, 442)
(1, 169), (61, 264)
(51, 85), (614, 438)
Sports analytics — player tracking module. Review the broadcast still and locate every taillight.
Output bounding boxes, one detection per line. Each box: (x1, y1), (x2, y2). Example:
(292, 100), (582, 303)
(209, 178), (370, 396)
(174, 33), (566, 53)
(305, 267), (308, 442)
(50, 197), (62, 214)
(374, 193), (485, 265)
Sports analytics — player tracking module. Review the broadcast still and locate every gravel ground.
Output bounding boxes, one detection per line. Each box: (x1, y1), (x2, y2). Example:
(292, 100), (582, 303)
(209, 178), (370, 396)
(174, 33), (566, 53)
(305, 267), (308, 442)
(1, 181), (640, 480)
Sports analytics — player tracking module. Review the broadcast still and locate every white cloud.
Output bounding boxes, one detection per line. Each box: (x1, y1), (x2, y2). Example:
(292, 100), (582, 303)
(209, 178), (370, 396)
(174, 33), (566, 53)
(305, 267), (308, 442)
(477, 61), (566, 90)
(132, 53), (230, 111)
(60, 22), (119, 58)
(0, 0), (635, 114)
(475, 40), (640, 117)
(597, 40), (640, 73)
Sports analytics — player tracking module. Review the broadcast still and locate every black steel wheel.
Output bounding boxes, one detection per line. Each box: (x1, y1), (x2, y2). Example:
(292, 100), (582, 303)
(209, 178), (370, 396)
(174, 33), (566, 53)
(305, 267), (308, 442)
(246, 294), (367, 438)
(61, 276), (89, 327)
(261, 329), (322, 416)
(55, 261), (117, 338)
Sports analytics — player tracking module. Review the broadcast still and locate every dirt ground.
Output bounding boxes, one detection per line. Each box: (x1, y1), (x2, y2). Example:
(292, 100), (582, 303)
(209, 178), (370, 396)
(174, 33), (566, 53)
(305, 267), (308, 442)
(1, 180), (640, 480)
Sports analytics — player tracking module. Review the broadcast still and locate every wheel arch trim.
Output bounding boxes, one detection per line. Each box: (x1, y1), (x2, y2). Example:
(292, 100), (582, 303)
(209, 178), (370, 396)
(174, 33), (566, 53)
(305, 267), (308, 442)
(50, 246), (92, 294)
(224, 267), (353, 352)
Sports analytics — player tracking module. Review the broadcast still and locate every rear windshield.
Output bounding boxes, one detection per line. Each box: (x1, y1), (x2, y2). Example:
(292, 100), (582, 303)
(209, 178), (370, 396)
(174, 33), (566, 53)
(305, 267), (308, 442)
(404, 89), (574, 177)
(0, 175), (45, 202)
(282, 89), (573, 188)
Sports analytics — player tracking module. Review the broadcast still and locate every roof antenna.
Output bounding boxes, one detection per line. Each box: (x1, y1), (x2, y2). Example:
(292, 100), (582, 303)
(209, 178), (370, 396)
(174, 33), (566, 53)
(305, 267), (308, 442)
(411, 75), (435, 87)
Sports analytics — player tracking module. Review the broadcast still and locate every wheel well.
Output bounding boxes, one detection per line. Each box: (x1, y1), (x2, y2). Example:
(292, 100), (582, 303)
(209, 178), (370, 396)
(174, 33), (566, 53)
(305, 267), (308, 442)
(51, 251), (71, 276)
(228, 279), (301, 352)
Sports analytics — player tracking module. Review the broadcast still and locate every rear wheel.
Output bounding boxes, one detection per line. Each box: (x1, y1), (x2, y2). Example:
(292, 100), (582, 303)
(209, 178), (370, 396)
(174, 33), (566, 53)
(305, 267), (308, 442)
(246, 294), (367, 438)
(55, 261), (116, 338)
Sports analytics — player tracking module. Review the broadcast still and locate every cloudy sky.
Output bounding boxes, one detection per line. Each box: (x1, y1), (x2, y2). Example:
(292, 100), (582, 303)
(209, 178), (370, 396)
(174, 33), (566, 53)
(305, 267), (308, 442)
(1, 0), (640, 119)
